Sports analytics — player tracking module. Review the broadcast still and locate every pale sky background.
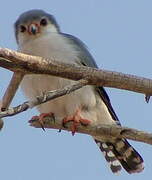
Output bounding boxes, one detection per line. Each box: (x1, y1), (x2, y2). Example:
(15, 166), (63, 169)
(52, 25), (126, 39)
(0, 0), (152, 180)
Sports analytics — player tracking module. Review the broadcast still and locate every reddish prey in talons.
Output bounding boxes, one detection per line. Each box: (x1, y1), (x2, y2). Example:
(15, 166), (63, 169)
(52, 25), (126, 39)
(62, 109), (91, 135)
(31, 112), (55, 131)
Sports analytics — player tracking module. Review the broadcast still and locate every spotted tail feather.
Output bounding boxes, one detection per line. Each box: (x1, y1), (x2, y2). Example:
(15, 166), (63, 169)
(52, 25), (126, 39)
(94, 139), (144, 174)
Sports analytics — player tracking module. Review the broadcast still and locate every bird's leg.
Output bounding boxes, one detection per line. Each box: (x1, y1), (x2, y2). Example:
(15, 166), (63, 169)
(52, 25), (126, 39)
(31, 112), (55, 131)
(62, 109), (91, 135)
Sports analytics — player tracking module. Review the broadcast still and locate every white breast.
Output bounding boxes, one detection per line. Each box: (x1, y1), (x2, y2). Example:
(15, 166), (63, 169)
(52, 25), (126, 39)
(20, 34), (95, 117)
(19, 33), (115, 125)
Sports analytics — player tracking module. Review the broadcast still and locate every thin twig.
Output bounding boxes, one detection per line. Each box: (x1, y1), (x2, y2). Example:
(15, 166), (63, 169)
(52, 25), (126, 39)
(0, 79), (88, 118)
(0, 101), (4, 130)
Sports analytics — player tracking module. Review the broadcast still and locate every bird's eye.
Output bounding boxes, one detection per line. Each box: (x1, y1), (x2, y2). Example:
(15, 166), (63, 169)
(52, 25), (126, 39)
(20, 25), (26, 33)
(40, 18), (47, 26)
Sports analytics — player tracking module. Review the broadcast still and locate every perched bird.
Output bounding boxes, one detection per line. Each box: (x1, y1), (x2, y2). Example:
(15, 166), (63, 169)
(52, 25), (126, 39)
(14, 9), (144, 174)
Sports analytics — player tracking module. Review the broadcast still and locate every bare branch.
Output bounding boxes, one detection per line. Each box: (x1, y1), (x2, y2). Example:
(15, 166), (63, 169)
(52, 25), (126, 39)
(0, 48), (152, 95)
(1, 72), (24, 111)
(0, 79), (88, 118)
(29, 115), (152, 145)
(0, 101), (4, 130)
(0, 77), (151, 145)
(0, 47), (152, 146)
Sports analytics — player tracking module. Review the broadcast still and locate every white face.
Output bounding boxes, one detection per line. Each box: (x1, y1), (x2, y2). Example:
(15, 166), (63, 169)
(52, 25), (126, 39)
(16, 17), (58, 45)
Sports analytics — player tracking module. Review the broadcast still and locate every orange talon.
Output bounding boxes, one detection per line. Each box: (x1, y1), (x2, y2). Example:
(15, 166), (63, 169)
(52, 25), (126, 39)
(62, 109), (91, 135)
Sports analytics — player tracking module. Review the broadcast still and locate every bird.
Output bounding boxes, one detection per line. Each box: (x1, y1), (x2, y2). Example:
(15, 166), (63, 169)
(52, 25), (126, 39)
(14, 9), (144, 174)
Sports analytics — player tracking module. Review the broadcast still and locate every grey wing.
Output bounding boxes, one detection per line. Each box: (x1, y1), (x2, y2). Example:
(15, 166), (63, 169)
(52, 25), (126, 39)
(62, 33), (120, 124)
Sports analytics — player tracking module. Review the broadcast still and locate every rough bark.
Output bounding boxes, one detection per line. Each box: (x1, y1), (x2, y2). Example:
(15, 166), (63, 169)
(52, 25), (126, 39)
(0, 47), (151, 146)
(0, 48), (152, 95)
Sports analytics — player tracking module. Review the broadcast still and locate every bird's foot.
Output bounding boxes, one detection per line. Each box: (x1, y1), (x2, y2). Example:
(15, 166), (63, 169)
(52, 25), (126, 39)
(62, 109), (91, 135)
(31, 112), (55, 131)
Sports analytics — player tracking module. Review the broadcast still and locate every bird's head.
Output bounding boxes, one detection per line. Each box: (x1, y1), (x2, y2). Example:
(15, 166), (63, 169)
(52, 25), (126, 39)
(14, 9), (60, 45)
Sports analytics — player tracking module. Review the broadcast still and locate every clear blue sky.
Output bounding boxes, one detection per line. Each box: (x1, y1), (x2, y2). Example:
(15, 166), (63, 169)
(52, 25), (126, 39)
(0, 0), (152, 179)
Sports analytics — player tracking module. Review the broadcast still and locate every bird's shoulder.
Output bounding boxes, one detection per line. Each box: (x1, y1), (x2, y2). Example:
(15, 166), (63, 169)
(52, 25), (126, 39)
(61, 33), (97, 67)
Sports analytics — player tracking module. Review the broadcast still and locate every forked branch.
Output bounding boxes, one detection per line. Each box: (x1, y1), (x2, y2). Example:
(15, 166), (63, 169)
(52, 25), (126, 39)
(0, 47), (151, 146)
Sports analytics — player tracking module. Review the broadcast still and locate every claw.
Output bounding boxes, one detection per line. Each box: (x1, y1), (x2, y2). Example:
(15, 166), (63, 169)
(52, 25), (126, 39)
(30, 112), (54, 131)
(40, 123), (46, 131)
(62, 109), (91, 135)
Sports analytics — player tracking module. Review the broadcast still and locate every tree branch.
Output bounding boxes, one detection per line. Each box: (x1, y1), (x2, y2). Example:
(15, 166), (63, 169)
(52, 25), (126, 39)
(0, 79), (88, 118)
(29, 115), (152, 145)
(1, 72), (24, 111)
(0, 47), (152, 147)
(0, 77), (151, 146)
(0, 48), (152, 96)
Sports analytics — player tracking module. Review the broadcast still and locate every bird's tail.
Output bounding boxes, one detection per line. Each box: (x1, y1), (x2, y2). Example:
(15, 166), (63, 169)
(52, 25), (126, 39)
(94, 138), (144, 174)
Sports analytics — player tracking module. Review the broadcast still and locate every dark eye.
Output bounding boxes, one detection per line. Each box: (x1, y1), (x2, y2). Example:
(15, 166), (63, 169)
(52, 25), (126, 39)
(20, 25), (26, 32)
(40, 18), (47, 26)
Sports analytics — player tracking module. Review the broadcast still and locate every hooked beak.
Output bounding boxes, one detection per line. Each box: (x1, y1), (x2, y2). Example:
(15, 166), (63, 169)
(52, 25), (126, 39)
(28, 23), (40, 35)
